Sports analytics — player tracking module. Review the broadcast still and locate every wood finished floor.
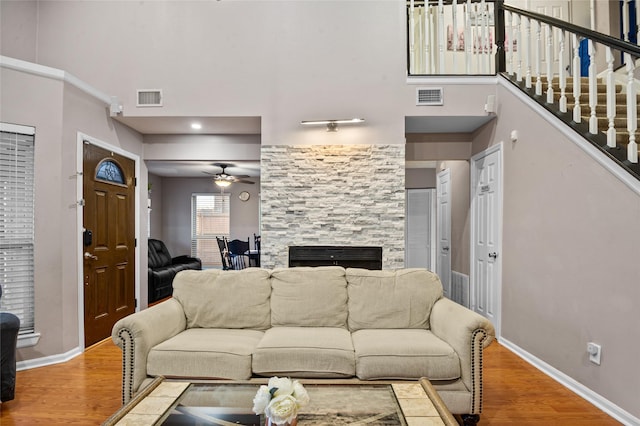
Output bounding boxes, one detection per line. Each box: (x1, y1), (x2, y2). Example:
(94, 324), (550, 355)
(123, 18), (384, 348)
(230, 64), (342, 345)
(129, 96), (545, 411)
(0, 340), (621, 425)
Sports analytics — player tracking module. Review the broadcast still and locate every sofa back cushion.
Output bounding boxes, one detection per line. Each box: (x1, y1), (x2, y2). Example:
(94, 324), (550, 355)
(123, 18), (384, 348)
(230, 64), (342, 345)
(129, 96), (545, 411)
(270, 267), (348, 328)
(172, 268), (271, 330)
(346, 268), (443, 331)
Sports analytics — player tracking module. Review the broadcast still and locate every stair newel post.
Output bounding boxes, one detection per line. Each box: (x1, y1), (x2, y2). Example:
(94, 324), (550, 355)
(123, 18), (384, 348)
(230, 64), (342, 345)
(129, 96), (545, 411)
(572, 33), (582, 123)
(588, 39), (599, 135)
(452, 0), (458, 72)
(438, 0), (445, 74)
(558, 29), (567, 113)
(525, 16), (532, 89)
(535, 19), (542, 96)
(625, 52), (638, 163)
(605, 46), (617, 148)
(494, 0), (506, 74)
(507, 10), (514, 77)
(545, 23), (554, 104)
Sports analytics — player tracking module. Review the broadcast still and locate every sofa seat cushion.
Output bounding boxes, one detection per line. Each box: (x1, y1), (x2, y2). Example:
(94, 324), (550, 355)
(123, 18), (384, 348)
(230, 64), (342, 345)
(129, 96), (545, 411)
(147, 328), (264, 380)
(352, 329), (460, 381)
(252, 327), (355, 378)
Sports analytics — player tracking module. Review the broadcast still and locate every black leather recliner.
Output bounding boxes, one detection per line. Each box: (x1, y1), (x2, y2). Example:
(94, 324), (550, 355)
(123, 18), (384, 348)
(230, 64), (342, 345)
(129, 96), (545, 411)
(148, 239), (201, 303)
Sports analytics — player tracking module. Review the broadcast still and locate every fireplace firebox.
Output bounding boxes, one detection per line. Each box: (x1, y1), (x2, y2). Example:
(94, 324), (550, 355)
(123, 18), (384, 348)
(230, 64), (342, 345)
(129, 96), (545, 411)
(288, 246), (382, 270)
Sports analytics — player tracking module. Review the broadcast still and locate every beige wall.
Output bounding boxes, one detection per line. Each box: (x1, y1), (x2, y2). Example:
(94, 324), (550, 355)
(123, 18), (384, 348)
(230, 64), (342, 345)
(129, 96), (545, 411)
(474, 81), (640, 418)
(0, 68), (146, 360)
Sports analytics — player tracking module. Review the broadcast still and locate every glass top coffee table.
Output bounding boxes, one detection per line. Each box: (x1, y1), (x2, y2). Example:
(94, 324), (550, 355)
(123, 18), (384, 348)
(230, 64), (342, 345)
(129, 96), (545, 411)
(104, 377), (457, 426)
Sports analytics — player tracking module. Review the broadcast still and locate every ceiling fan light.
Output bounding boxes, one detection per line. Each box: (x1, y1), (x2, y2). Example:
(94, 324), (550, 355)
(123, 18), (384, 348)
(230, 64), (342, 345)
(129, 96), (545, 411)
(214, 179), (232, 187)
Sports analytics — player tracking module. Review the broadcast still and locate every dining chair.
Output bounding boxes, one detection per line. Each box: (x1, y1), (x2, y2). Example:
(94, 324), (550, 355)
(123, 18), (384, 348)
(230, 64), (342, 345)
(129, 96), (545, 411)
(216, 236), (230, 270)
(227, 238), (250, 270)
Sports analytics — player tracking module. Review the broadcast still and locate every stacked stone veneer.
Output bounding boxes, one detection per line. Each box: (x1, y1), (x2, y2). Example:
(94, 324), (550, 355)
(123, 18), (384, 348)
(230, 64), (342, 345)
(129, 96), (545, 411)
(261, 144), (405, 269)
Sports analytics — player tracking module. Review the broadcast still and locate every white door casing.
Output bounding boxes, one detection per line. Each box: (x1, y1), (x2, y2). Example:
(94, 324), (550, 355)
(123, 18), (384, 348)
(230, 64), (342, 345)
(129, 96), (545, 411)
(471, 143), (503, 336)
(405, 189), (436, 270)
(436, 169), (452, 298)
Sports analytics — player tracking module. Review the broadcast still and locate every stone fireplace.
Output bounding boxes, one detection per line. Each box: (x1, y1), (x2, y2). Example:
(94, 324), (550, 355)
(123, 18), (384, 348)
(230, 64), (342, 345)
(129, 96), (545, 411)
(260, 144), (405, 269)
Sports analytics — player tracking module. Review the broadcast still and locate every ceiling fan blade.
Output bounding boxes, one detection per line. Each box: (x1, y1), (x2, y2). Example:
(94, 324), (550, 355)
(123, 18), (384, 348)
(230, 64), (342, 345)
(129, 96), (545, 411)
(202, 171), (217, 176)
(235, 179), (255, 184)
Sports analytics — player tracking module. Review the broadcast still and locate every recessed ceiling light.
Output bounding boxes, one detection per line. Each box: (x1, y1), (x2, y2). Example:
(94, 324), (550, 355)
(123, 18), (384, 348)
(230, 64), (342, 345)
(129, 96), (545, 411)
(191, 122), (202, 130)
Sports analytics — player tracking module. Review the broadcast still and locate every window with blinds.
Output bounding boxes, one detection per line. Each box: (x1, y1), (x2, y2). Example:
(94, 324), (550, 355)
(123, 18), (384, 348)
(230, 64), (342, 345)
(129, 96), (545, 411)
(191, 194), (230, 268)
(0, 125), (36, 335)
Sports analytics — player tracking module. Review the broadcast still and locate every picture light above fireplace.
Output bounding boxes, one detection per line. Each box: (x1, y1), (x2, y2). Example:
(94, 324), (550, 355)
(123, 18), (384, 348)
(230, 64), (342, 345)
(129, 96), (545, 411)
(288, 246), (382, 270)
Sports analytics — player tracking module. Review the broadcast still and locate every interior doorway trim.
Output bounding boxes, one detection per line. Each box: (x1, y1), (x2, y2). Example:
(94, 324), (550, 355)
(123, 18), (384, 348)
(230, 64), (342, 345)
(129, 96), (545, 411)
(76, 132), (141, 351)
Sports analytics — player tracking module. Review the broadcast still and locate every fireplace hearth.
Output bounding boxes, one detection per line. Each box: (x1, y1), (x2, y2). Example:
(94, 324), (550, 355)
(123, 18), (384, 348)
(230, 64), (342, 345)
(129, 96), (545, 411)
(288, 246), (383, 270)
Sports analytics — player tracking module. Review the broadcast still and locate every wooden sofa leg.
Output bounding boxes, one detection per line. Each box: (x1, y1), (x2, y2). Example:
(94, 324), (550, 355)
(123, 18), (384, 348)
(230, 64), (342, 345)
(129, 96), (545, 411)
(461, 414), (480, 425)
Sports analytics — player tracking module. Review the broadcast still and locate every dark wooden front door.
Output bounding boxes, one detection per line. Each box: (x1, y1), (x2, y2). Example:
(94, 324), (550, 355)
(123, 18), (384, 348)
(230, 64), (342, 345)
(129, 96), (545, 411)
(83, 142), (135, 347)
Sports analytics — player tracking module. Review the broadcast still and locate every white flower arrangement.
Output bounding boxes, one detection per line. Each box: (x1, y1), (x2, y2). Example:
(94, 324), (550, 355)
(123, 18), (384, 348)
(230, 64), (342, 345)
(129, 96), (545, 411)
(252, 377), (309, 426)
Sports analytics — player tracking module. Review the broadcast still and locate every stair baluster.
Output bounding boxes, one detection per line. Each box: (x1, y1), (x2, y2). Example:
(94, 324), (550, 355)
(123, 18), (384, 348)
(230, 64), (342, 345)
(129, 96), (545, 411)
(438, 0), (445, 74)
(572, 34), (582, 123)
(508, 8), (516, 77)
(546, 24), (554, 104)
(588, 39), (598, 134)
(606, 47), (617, 148)
(465, 0), (472, 74)
(558, 29), (567, 113)
(482, 0), (491, 73)
(625, 52), (638, 163)
(535, 20), (542, 96)
(525, 16), (532, 88)
(452, 0), (458, 72)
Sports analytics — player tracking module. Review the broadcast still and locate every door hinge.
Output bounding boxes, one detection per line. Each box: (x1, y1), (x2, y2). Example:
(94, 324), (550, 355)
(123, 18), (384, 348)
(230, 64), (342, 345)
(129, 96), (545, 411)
(135, 238), (137, 247)
(134, 177), (137, 187)
(135, 298), (138, 308)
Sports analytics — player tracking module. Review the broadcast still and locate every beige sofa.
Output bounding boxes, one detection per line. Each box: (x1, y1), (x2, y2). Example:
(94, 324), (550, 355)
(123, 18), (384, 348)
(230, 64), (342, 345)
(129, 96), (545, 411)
(112, 266), (495, 423)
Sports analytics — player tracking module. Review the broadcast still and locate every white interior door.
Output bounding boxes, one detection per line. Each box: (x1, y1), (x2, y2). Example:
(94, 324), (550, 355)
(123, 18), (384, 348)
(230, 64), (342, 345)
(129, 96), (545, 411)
(405, 189), (436, 270)
(436, 170), (451, 298)
(471, 144), (502, 335)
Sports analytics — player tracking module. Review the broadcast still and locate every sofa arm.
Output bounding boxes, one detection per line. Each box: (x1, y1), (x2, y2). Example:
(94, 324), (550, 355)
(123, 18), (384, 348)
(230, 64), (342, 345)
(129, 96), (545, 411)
(111, 298), (187, 404)
(430, 298), (495, 414)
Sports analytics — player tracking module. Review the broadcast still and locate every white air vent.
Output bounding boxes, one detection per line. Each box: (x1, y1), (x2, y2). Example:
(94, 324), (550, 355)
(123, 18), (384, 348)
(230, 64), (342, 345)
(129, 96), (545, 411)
(136, 89), (163, 107)
(416, 87), (443, 106)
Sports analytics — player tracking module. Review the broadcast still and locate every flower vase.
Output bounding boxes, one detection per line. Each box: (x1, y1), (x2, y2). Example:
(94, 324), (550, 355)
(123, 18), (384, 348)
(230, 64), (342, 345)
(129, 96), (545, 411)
(265, 418), (298, 426)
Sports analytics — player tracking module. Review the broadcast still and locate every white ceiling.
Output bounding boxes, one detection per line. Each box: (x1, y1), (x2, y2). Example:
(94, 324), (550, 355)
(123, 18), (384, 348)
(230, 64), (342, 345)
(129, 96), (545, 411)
(115, 116), (261, 135)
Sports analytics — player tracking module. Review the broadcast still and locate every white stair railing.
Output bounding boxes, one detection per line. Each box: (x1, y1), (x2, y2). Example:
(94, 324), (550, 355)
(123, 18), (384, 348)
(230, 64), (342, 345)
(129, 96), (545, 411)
(406, 1), (640, 170)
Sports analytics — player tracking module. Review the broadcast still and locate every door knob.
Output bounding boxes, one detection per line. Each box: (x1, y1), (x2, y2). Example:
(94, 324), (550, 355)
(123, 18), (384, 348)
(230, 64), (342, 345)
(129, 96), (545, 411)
(488, 252), (498, 259)
(84, 252), (98, 260)
(442, 246), (450, 251)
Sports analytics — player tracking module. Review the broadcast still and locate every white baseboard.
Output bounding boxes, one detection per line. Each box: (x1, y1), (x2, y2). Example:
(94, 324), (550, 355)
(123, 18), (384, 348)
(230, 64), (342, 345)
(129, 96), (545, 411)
(499, 337), (640, 426)
(16, 346), (83, 372)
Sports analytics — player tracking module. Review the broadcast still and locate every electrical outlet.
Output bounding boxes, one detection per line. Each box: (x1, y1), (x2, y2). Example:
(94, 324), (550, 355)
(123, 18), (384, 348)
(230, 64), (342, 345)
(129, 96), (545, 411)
(587, 342), (601, 365)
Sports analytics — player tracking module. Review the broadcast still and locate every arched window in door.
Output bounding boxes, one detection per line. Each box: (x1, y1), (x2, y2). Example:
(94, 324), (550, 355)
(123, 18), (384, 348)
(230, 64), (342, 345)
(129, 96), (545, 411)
(95, 159), (125, 184)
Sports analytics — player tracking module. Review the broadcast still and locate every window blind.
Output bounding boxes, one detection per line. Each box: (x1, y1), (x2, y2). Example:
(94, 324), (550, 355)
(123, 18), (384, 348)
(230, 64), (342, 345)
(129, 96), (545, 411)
(191, 194), (230, 268)
(0, 126), (36, 335)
